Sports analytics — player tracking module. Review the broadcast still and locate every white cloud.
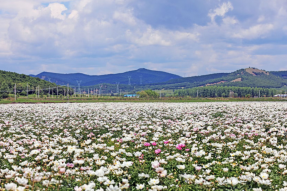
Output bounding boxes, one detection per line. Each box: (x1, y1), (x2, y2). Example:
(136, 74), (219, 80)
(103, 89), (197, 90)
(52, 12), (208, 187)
(48, 3), (67, 20)
(68, 10), (79, 19)
(0, 0), (287, 75)
(233, 24), (274, 39)
(113, 10), (136, 25)
(127, 27), (170, 46)
(208, 2), (233, 22)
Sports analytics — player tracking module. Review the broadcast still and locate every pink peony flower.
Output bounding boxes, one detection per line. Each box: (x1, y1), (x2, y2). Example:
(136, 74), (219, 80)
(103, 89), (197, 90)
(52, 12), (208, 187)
(155, 149), (161, 154)
(144, 142), (151, 147)
(178, 144), (185, 148)
(176, 145), (182, 150)
(152, 142), (157, 146)
(164, 141), (169, 144)
(176, 144), (186, 150)
(67, 163), (74, 168)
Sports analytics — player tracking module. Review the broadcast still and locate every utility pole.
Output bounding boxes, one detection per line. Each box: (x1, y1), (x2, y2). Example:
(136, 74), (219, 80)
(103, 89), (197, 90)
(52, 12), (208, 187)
(27, 83), (28, 99)
(88, 88), (89, 97)
(259, 90), (260, 98)
(76, 80), (82, 96)
(67, 84), (69, 101)
(14, 83), (16, 101)
(49, 86), (50, 98)
(197, 90), (198, 98)
(57, 86), (58, 98)
(160, 90), (162, 98)
(99, 85), (102, 97)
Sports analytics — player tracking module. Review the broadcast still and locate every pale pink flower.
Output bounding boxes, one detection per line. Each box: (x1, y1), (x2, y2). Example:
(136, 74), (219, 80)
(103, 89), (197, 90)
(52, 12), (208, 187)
(152, 142), (157, 146)
(59, 168), (66, 174)
(195, 166), (202, 171)
(74, 186), (82, 191)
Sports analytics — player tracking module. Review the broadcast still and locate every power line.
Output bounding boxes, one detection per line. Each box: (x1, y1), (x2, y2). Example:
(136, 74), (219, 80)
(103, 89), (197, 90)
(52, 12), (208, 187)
(76, 80), (82, 96)
(116, 82), (120, 94)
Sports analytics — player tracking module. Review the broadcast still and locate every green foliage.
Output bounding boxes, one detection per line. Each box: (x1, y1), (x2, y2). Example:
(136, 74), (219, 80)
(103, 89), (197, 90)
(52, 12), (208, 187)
(0, 70), (74, 97)
(2, 93), (8, 99)
(137, 89), (159, 98)
(137, 90), (149, 98)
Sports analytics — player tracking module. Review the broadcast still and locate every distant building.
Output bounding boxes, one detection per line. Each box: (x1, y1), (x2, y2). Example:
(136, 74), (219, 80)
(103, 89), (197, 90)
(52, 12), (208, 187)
(124, 94), (139, 98)
(274, 94), (287, 98)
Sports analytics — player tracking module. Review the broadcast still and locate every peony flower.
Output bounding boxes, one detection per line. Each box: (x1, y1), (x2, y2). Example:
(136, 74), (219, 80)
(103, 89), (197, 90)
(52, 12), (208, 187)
(148, 178), (159, 186)
(95, 169), (105, 177)
(59, 168), (66, 174)
(177, 165), (185, 169)
(260, 172), (269, 180)
(5, 183), (17, 191)
(195, 166), (202, 171)
(74, 186), (82, 191)
(136, 184), (145, 189)
(144, 143), (151, 147)
(152, 142), (157, 146)
(223, 168), (229, 172)
(227, 177), (239, 186)
(16, 177), (28, 185)
(155, 149), (161, 154)
(151, 161), (160, 168)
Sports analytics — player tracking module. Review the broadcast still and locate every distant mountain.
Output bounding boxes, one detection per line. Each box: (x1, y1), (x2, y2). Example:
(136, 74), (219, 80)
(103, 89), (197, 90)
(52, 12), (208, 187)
(159, 73), (230, 85)
(270, 71), (287, 79)
(145, 68), (287, 90)
(30, 68), (182, 86)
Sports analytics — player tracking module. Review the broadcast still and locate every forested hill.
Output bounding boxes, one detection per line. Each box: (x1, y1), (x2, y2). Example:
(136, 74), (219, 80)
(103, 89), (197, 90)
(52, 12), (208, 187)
(30, 68), (182, 86)
(0, 70), (57, 93)
(154, 73), (230, 85)
(142, 68), (287, 90)
(270, 71), (287, 79)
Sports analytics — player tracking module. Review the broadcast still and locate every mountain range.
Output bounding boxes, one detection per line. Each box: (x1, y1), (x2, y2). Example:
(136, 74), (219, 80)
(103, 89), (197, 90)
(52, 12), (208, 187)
(27, 67), (287, 91)
(30, 68), (181, 86)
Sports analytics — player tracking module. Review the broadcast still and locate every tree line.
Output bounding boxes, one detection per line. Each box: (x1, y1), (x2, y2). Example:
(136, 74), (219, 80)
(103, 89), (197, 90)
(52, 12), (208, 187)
(175, 86), (277, 98)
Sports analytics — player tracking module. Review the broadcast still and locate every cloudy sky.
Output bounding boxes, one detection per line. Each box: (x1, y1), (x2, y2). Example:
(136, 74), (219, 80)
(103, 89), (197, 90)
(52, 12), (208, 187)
(0, 0), (287, 76)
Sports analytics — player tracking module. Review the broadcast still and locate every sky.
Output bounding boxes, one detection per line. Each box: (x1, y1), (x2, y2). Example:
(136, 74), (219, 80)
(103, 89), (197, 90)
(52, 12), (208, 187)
(0, 0), (287, 76)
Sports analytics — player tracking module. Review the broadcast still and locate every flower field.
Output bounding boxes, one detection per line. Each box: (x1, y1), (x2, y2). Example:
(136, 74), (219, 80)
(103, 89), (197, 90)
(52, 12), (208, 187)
(1, 102), (287, 191)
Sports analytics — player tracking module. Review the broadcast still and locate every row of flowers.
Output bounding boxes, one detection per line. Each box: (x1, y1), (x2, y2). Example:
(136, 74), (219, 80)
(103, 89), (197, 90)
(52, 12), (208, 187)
(0, 102), (287, 190)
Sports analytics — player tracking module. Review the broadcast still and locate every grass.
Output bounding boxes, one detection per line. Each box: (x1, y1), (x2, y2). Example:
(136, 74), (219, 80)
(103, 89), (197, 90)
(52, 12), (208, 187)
(0, 96), (286, 104)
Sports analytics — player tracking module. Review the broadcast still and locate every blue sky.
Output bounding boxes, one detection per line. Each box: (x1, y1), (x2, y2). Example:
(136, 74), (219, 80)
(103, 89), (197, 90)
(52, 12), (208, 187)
(0, 0), (287, 76)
